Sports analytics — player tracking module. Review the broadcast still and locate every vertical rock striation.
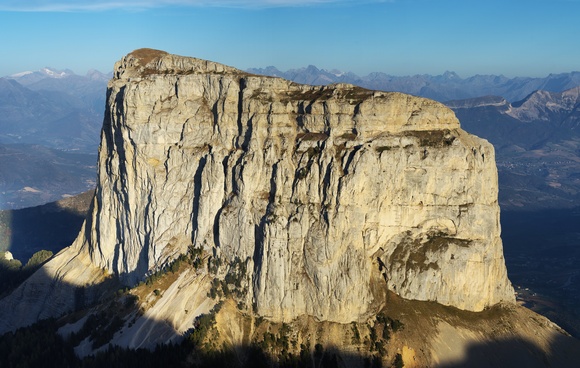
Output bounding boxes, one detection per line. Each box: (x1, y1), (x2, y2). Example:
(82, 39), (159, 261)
(0, 49), (514, 332)
(78, 49), (514, 322)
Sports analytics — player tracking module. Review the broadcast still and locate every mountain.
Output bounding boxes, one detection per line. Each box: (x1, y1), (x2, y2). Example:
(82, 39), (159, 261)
(248, 66), (580, 102)
(0, 49), (576, 367)
(0, 68), (108, 152)
(8, 67), (76, 85)
(8, 67), (109, 87)
(0, 68), (107, 210)
(447, 87), (580, 210)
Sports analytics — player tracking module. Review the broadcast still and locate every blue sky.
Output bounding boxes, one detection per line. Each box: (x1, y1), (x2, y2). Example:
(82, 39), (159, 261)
(0, 0), (579, 78)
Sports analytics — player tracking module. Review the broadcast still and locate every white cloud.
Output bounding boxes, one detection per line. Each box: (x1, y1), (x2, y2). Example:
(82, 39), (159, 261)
(0, 0), (386, 12)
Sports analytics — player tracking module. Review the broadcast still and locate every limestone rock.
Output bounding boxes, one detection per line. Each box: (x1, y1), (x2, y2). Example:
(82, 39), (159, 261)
(0, 49), (514, 331)
(3, 251), (13, 261)
(84, 49), (513, 321)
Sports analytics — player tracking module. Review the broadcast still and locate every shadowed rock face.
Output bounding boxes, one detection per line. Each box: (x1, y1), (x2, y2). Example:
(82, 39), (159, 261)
(0, 49), (514, 332)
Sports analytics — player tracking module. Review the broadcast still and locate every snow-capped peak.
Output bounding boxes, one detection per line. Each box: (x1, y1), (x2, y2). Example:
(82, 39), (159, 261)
(40, 67), (70, 78)
(330, 69), (345, 77)
(9, 71), (33, 78)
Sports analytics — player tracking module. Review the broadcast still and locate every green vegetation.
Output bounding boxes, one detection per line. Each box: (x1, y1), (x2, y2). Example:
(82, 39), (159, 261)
(413, 129), (455, 148)
(207, 255), (223, 274)
(0, 250), (54, 297)
(375, 146), (393, 153)
(187, 245), (204, 269)
(351, 322), (361, 344)
(142, 244), (204, 287)
(0, 316), (188, 368)
(338, 132), (357, 141)
(187, 302), (222, 350)
(255, 322), (291, 355)
(24, 250), (53, 269)
(360, 311), (404, 362)
(208, 256), (249, 303)
(0, 307), (405, 368)
(374, 130), (456, 153)
(297, 167), (309, 180)
(68, 294), (137, 351)
(0, 319), (77, 368)
(306, 146), (322, 159)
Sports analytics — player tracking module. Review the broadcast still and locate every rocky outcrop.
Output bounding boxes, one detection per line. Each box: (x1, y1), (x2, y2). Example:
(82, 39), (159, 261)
(82, 49), (513, 320)
(505, 86), (580, 123)
(2, 251), (13, 261)
(0, 49), (514, 331)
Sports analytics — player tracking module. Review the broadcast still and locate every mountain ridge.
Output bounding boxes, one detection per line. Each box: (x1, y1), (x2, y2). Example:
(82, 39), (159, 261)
(446, 86), (580, 210)
(0, 69), (108, 153)
(247, 65), (580, 102)
(7, 65), (579, 104)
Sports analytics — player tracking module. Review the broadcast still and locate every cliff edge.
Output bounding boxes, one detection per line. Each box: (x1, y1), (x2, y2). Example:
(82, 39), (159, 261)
(91, 48), (513, 320)
(0, 49), (514, 333)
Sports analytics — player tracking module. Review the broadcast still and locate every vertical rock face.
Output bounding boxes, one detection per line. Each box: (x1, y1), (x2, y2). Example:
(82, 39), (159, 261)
(70, 49), (514, 322)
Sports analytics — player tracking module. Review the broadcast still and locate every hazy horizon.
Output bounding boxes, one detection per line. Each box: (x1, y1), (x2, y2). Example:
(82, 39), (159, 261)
(4, 58), (580, 82)
(1, 0), (579, 79)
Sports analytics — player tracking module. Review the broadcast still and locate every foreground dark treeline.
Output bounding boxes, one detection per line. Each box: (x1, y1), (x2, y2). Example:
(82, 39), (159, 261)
(0, 318), (389, 368)
(1, 312), (578, 368)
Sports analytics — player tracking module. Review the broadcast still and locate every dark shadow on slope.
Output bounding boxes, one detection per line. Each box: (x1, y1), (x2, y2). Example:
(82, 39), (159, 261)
(2, 263), (580, 368)
(2, 312), (580, 368)
(77, 342), (386, 368)
(439, 334), (580, 368)
(0, 189), (94, 262)
(0, 262), (121, 331)
(0, 263), (203, 366)
(1, 201), (580, 368)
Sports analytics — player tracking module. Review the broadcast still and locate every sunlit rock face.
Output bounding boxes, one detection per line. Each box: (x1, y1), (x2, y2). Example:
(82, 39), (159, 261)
(75, 49), (514, 322)
(0, 50), (515, 333)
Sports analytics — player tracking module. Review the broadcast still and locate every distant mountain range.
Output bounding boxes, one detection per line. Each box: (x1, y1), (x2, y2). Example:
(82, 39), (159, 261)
(1, 65), (580, 210)
(0, 67), (109, 153)
(0, 68), (107, 209)
(247, 66), (580, 103)
(447, 87), (580, 210)
(3, 65), (579, 153)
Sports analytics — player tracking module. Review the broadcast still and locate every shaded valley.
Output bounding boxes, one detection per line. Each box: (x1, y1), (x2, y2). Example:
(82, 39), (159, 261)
(0, 144), (97, 209)
(502, 208), (580, 338)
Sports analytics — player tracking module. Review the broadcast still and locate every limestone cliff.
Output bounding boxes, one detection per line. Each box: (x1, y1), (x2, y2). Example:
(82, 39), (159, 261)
(0, 49), (514, 333)
(84, 48), (513, 320)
